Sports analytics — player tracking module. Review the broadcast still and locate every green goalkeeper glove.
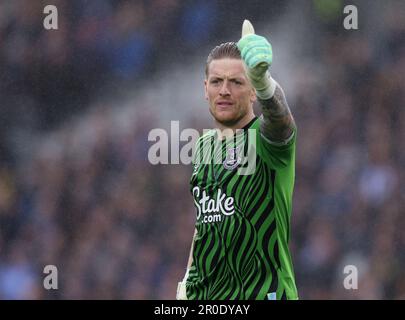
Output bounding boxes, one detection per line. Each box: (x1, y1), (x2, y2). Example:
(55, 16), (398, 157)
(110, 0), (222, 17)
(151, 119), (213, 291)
(237, 19), (277, 100)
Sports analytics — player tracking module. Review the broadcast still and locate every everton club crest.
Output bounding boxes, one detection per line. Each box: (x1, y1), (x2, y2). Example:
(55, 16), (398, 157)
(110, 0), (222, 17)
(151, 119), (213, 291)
(223, 147), (242, 170)
(192, 162), (199, 175)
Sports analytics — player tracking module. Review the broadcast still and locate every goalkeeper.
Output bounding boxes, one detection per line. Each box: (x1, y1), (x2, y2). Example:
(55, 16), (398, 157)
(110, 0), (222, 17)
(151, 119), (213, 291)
(177, 20), (298, 300)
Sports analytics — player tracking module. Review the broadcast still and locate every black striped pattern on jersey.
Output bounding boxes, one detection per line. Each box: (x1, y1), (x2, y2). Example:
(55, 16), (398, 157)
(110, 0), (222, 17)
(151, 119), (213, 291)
(188, 126), (284, 300)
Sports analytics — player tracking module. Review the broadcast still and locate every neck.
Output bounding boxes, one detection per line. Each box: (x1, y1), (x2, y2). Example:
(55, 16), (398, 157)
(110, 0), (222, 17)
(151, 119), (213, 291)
(214, 112), (255, 139)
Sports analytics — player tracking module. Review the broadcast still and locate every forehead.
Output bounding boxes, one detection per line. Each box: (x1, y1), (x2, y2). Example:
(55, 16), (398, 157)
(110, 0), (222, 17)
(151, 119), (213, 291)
(207, 58), (246, 78)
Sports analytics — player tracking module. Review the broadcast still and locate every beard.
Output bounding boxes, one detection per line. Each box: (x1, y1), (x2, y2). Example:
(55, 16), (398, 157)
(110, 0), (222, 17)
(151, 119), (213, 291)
(209, 105), (248, 128)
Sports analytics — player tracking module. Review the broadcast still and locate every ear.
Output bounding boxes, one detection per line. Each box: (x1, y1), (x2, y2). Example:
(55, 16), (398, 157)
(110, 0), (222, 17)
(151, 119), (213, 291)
(204, 79), (208, 100)
(250, 87), (257, 104)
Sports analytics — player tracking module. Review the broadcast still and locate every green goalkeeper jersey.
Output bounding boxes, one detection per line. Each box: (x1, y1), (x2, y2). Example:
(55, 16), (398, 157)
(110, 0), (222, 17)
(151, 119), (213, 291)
(187, 117), (298, 300)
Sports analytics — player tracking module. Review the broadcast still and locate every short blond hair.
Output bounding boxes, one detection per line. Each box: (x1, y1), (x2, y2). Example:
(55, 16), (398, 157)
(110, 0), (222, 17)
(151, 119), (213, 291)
(205, 42), (241, 78)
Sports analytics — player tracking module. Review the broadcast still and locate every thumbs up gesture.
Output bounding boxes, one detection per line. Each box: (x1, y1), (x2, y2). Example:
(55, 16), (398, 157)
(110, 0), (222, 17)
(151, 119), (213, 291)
(237, 20), (276, 99)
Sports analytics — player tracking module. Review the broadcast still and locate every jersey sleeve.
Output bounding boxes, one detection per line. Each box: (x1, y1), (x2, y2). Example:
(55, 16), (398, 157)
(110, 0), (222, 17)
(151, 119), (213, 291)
(256, 120), (297, 169)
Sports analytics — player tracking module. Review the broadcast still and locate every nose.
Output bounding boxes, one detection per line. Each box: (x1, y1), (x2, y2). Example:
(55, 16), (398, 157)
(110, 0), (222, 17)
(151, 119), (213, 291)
(219, 80), (231, 97)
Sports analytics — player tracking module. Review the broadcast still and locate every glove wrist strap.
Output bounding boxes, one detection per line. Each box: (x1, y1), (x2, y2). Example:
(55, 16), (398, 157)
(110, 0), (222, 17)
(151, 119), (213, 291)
(248, 70), (277, 100)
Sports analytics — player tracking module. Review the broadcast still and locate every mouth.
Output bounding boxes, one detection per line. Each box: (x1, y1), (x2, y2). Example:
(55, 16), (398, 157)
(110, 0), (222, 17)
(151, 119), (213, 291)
(216, 101), (234, 109)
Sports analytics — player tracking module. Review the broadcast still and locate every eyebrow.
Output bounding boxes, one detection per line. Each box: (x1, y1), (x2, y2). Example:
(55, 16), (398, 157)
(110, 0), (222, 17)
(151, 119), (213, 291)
(209, 75), (245, 80)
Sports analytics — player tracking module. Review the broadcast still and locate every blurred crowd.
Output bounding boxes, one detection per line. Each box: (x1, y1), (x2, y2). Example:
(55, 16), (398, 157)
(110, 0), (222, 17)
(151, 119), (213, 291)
(0, 0), (404, 299)
(0, 0), (280, 131)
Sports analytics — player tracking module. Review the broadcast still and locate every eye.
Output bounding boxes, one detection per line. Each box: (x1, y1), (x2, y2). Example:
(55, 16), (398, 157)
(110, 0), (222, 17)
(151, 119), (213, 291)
(231, 79), (242, 85)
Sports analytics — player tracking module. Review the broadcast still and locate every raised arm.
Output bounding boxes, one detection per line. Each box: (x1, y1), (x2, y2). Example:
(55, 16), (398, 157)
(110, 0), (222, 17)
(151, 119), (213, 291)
(258, 83), (296, 144)
(237, 20), (296, 144)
